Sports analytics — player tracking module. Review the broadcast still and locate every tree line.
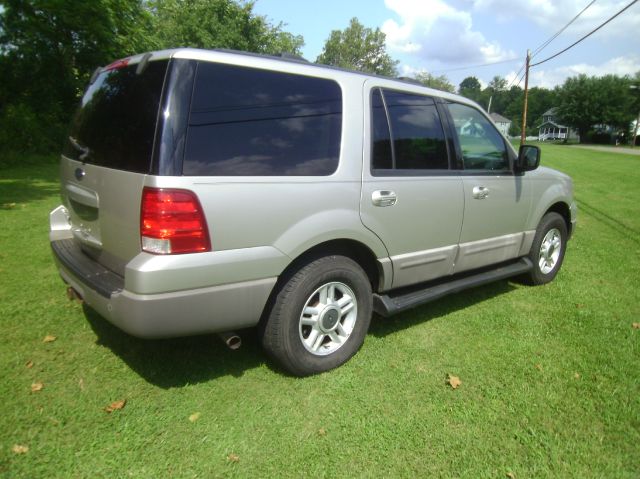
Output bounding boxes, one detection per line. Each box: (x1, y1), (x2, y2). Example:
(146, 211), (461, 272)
(1, 0), (638, 154)
(428, 72), (640, 144)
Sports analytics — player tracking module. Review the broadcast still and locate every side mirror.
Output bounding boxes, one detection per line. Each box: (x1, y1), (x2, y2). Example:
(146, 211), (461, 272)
(516, 144), (540, 172)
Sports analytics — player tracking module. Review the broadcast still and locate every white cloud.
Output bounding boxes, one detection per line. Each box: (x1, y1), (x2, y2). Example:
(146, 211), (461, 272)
(529, 55), (639, 88)
(472, 0), (640, 40)
(382, 0), (516, 64)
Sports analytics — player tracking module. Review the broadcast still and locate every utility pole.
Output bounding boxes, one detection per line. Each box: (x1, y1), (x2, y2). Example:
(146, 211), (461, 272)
(631, 85), (639, 148)
(520, 50), (531, 145)
(487, 95), (493, 114)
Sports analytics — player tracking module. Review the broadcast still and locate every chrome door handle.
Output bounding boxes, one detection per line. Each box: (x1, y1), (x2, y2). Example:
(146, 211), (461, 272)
(472, 186), (489, 200)
(372, 190), (397, 207)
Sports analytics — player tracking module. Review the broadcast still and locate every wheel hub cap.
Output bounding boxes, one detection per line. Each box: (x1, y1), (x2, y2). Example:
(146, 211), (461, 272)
(298, 281), (358, 356)
(538, 228), (562, 274)
(320, 306), (340, 331)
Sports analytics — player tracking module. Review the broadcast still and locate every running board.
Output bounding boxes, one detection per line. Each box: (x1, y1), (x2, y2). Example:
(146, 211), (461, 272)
(373, 258), (533, 317)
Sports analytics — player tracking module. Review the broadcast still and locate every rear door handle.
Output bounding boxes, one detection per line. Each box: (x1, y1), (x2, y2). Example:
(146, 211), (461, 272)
(472, 186), (489, 200)
(372, 190), (397, 207)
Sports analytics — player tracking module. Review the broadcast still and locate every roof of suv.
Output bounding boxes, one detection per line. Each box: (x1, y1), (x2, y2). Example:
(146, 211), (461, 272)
(114, 48), (475, 107)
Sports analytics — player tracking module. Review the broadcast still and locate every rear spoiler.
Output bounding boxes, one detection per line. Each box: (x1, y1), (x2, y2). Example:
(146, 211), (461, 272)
(88, 53), (154, 86)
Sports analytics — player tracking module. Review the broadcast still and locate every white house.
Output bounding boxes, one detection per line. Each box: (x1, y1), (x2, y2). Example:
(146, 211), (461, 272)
(489, 113), (511, 137)
(537, 108), (579, 141)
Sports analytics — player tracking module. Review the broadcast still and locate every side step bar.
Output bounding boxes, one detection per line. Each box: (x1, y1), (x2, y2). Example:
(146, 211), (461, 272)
(373, 258), (533, 317)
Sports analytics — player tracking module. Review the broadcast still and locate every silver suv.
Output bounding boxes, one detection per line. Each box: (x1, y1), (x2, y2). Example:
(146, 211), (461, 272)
(50, 49), (576, 376)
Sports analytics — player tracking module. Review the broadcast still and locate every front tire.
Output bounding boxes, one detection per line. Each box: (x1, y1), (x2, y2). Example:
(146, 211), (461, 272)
(261, 255), (372, 376)
(523, 212), (568, 285)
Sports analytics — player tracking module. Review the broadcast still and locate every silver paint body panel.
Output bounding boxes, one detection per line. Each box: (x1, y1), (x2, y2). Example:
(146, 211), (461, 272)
(50, 48), (575, 338)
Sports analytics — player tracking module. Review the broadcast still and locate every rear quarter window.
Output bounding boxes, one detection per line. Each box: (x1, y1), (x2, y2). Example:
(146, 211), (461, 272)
(183, 62), (342, 176)
(63, 60), (168, 173)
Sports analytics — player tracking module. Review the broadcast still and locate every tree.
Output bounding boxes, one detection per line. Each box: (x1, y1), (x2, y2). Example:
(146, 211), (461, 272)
(478, 76), (507, 112)
(0, 0), (305, 153)
(556, 74), (635, 142)
(150, 0), (303, 55)
(458, 76), (482, 103)
(414, 72), (455, 93)
(316, 18), (398, 76)
(526, 87), (558, 134)
(0, 0), (157, 151)
(488, 76), (508, 92)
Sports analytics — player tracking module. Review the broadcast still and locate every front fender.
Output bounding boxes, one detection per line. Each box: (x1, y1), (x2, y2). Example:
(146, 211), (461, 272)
(526, 168), (574, 230)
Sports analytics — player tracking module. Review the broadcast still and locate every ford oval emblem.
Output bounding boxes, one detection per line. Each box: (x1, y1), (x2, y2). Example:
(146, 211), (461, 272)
(75, 168), (85, 181)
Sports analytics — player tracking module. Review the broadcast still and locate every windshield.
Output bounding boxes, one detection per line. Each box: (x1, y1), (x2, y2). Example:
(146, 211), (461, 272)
(63, 60), (169, 173)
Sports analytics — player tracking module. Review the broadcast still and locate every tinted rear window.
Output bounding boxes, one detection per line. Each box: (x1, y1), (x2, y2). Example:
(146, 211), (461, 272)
(183, 62), (342, 176)
(63, 60), (168, 173)
(383, 90), (448, 170)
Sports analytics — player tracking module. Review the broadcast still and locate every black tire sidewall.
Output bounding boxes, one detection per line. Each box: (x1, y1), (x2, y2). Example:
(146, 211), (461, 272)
(528, 212), (567, 285)
(269, 255), (372, 376)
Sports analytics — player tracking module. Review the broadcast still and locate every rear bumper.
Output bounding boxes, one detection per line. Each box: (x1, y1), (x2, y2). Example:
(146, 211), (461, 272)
(54, 254), (275, 338)
(50, 205), (278, 338)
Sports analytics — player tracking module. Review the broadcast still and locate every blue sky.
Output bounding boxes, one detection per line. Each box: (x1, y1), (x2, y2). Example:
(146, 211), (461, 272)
(253, 0), (640, 89)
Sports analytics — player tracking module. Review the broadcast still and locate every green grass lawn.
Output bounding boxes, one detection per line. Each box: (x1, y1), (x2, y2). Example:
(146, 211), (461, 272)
(1, 144), (639, 478)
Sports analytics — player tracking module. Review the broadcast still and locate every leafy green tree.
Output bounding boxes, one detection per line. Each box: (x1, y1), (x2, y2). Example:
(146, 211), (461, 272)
(414, 72), (455, 93)
(0, 0), (156, 152)
(316, 18), (398, 76)
(483, 76), (508, 111)
(526, 87), (558, 133)
(488, 76), (508, 92)
(149, 0), (303, 55)
(458, 76), (482, 103)
(556, 74), (635, 142)
(0, 0), (305, 153)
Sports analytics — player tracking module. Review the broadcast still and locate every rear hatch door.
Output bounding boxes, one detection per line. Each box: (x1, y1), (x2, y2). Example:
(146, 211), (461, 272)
(60, 58), (169, 275)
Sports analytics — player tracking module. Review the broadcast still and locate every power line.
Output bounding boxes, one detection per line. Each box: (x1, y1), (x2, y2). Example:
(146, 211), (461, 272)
(507, 0), (595, 90)
(443, 0), (595, 88)
(532, 0), (596, 59)
(516, 69), (527, 88)
(506, 62), (526, 89)
(531, 0), (639, 67)
(429, 57), (520, 75)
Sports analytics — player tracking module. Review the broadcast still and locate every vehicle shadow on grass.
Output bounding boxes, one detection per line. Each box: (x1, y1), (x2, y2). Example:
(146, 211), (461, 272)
(83, 280), (517, 386)
(368, 280), (517, 337)
(83, 306), (269, 388)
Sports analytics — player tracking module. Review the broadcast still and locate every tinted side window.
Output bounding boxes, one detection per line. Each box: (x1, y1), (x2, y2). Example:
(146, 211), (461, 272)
(371, 89), (393, 169)
(383, 90), (448, 170)
(183, 62), (342, 176)
(447, 102), (508, 171)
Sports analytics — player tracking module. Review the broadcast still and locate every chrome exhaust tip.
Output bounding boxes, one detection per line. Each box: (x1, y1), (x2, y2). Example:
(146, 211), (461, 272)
(66, 286), (83, 303)
(218, 331), (241, 350)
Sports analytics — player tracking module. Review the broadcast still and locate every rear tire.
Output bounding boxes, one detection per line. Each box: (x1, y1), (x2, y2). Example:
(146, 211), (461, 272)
(261, 255), (372, 376)
(523, 212), (567, 285)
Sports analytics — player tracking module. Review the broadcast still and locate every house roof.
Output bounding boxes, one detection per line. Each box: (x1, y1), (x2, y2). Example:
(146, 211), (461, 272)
(537, 120), (567, 129)
(542, 107), (558, 117)
(490, 112), (511, 123)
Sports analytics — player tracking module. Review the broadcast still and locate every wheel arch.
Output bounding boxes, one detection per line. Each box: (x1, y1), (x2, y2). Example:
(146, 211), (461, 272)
(280, 238), (386, 293)
(544, 201), (572, 238)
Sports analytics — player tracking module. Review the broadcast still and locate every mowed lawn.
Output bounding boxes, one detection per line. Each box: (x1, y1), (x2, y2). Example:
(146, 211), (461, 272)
(1, 144), (638, 478)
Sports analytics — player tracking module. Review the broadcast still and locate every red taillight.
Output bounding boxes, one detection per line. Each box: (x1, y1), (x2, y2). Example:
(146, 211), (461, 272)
(140, 187), (211, 255)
